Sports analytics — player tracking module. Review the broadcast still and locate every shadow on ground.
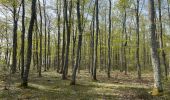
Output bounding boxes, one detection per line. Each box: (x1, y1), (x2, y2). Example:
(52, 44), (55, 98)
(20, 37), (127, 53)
(0, 70), (170, 100)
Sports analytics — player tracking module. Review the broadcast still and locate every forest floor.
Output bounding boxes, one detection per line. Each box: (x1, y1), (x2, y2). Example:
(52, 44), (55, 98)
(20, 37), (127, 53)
(0, 69), (170, 100)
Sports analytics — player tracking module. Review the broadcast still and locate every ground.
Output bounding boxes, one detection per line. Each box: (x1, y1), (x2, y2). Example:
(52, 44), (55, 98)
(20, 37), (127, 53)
(0, 70), (170, 100)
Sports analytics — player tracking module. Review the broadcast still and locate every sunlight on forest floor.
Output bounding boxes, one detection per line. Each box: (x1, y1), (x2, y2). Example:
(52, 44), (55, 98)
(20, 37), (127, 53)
(0, 70), (170, 100)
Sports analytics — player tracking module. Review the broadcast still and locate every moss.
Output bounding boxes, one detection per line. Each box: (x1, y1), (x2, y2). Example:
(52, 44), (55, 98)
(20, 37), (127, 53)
(151, 88), (163, 96)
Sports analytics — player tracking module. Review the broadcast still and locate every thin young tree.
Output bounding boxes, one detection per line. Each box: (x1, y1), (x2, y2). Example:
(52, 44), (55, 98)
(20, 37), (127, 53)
(38, 0), (42, 77)
(136, 0), (141, 79)
(43, 0), (47, 71)
(47, 16), (51, 70)
(93, 0), (99, 81)
(60, 7), (66, 73)
(57, 0), (61, 73)
(21, 0), (25, 78)
(158, 0), (168, 80)
(107, 0), (112, 78)
(62, 0), (72, 79)
(12, 1), (20, 74)
(70, 0), (83, 85)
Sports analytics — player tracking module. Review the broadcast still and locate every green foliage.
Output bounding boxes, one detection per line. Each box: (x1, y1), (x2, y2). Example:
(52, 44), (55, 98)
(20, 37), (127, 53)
(116, 0), (130, 11)
(0, 0), (20, 8)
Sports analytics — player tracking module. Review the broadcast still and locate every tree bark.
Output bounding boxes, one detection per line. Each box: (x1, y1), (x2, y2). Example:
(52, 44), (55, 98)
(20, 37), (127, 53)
(38, 0), (42, 77)
(158, 0), (168, 80)
(107, 0), (112, 78)
(93, 0), (99, 80)
(62, 0), (71, 79)
(21, 0), (37, 87)
(12, 5), (18, 74)
(149, 0), (163, 94)
(136, 0), (141, 79)
(43, 0), (47, 71)
(21, 0), (25, 79)
(57, 0), (61, 72)
(47, 17), (51, 70)
(70, 0), (83, 85)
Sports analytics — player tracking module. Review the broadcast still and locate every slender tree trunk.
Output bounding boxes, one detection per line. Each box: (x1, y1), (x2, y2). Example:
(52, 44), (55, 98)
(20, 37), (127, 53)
(104, 10), (107, 72)
(38, 0), (42, 77)
(167, 0), (170, 75)
(70, 0), (83, 85)
(5, 13), (9, 66)
(93, 0), (99, 80)
(35, 18), (39, 72)
(72, 26), (77, 71)
(12, 6), (18, 74)
(99, 31), (102, 71)
(62, 0), (72, 79)
(47, 18), (51, 70)
(136, 0), (141, 79)
(158, 0), (168, 80)
(43, 0), (47, 71)
(143, 28), (146, 70)
(60, 6), (66, 73)
(20, 0), (25, 78)
(107, 0), (112, 78)
(21, 0), (37, 87)
(121, 8), (127, 74)
(90, 6), (95, 75)
(57, 0), (61, 72)
(149, 0), (163, 94)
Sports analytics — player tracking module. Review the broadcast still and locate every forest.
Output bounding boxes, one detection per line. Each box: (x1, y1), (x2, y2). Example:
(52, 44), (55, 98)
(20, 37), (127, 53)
(0, 0), (170, 99)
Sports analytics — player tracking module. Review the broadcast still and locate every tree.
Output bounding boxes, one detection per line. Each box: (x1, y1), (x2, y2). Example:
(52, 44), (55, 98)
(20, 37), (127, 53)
(43, 0), (47, 71)
(107, 0), (112, 78)
(21, 0), (37, 87)
(38, 0), (42, 77)
(11, 0), (21, 74)
(20, 0), (25, 79)
(148, 0), (163, 95)
(47, 16), (51, 70)
(60, 1), (66, 74)
(56, 0), (61, 73)
(62, 0), (72, 79)
(90, 4), (95, 76)
(158, 0), (168, 80)
(70, 0), (83, 85)
(92, 0), (99, 81)
(135, 0), (141, 79)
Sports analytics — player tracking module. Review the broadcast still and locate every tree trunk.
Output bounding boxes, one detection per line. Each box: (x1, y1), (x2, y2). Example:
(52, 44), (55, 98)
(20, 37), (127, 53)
(5, 13), (9, 67)
(107, 0), (111, 78)
(158, 0), (168, 80)
(60, 5), (66, 73)
(38, 0), (42, 77)
(20, 0), (25, 79)
(90, 6), (95, 75)
(62, 0), (72, 79)
(57, 0), (61, 73)
(149, 0), (163, 94)
(35, 14), (39, 71)
(43, 0), (47, 71)
(12, 6), (18, 74)
(136, 0), (141, 79)
(93, 0), (99, 81)
(21, 0), (37, 87)
(72, 25), (77, 71)
(47, 18), (51, 70)
(70, 0), (82, 85)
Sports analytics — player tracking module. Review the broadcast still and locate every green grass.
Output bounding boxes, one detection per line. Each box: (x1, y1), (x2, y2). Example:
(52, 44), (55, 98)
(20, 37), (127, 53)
(0, 70), (170, 100)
